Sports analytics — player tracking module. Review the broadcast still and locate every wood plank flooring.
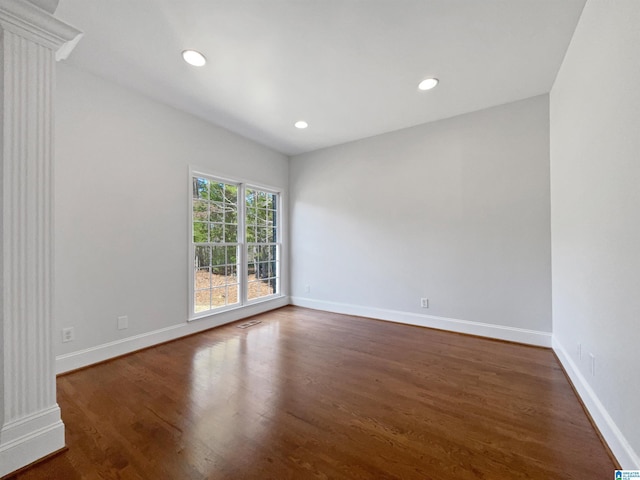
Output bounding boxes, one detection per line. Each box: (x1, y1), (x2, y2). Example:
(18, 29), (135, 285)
(11, 306), (616, 479)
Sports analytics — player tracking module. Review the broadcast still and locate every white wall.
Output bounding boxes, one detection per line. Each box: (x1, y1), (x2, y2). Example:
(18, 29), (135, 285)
(54, 63), (289, 370)
(290, 95), (552, 344)
(550, 0), (640, 468)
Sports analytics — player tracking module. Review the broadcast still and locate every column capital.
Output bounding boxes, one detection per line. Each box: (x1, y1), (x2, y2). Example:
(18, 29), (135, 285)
(0, 0), (82, 59)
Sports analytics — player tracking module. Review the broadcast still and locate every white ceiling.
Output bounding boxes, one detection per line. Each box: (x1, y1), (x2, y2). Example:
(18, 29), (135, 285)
(55, 0), (586, 156)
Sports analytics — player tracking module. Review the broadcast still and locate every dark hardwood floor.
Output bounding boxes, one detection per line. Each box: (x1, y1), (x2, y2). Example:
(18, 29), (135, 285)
(12, 306), (616, 479)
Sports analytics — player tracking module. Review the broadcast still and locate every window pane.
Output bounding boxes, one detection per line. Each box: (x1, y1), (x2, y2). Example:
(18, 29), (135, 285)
(247, 277), (274, 300)
(260, 227), (271, 242)
(224, 224), (238, 242)
(246, 242), (278, 301)
(211, 287), (227, 307)
(194, 289), (211, 313)
(247, 245), (256, 262)
(268, 244), (278, 262)
(195, 246), (211, 267)
(193, 222), (209, 243)
(193, 200), (208, 222)
(193, 177), (208, 200)
(256, 209), (266, 227)
(256, 262), (268, 279)
(247, 279), (262, 300)
(211, 265), (225, 277)
(211, 246), (226, 266)
(224, 184), (238, 204)
(246, 206), (257, 226)
(209, 182), (224, 202)
(253, 227), (262, 243)
(245, 225), (255, 243)
(226, 285), (239, 305)
(210, 223), (223, 243)
(268, 261), (276, 278)
(211, 269), (224, 289)
(247, 260), (256, 276)
(210, 202), (224, 223)
(226, 264), (238, 280)
(195, 267), (210, 290)
(225, 206), (237, 225)
(226, 245), (238, 265)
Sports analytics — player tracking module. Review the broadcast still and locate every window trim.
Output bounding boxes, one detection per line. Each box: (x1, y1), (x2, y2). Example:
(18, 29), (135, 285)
(188, 167), (285, 321)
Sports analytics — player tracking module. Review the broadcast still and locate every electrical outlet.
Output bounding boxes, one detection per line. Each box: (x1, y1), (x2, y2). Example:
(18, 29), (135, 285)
(117, 315), (128, 330)
(589, 353), (595, 376)
(62, 327), (75, 343)
(420, 298), (429, 308)
(304, 285), (311, 293)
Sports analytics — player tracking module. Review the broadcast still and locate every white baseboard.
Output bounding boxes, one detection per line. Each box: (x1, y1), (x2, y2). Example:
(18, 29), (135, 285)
(290, 297), (552, 347)
(553, 337), (639, 469)
(0, 406), (65, 478)
(55, 296), (289, 374)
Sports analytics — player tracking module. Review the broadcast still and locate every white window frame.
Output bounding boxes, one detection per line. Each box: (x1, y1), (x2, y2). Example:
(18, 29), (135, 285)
(188, 169), (284, 320)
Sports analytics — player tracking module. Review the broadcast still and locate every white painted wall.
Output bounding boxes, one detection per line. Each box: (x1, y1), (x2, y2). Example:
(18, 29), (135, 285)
(54, 63), (289, 366)
(290, 95), (551, 342)
(550, 0), (640, 468)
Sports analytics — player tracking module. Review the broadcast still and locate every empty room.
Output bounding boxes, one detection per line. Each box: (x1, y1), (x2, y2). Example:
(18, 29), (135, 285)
(1, 0), (638, 478)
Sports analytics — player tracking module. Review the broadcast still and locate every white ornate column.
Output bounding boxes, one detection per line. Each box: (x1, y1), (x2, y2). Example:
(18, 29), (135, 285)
(0, 0), (81, 476)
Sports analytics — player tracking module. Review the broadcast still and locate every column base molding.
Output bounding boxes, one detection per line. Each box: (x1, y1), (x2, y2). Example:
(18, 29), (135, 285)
(0, 406), (65, 477)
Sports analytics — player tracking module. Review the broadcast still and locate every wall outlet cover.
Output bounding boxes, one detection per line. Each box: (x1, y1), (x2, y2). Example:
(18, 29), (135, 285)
(117, 315), (128, 330)
(62, 327), (74, 343)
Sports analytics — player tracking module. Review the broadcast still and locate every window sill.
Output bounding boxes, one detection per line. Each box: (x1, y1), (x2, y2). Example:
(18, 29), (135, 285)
(188, 294), (288, 323)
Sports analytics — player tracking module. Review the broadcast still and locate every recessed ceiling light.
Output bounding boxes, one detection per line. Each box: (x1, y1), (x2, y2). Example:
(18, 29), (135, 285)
(418, 78), (439, 91)
(182, 50), (206, 67)
(294, 121), (308, 129)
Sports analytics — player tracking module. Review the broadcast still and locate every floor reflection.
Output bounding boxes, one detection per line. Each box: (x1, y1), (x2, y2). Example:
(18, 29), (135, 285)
(187, 320), (283, 472)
